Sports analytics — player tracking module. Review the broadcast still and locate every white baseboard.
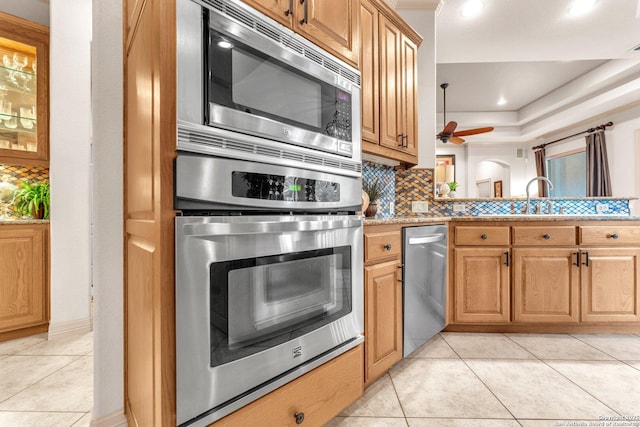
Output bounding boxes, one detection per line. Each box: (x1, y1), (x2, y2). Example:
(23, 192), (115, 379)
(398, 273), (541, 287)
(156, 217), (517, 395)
(48, 317), (93, 340)
(90, 411), (128, 427)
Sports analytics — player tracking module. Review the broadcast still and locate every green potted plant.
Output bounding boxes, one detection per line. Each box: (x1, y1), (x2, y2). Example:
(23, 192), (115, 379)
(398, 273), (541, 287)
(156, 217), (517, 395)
(447, 181), (459, 198)
(12, 181), (50, 219)
(362, 178), (382, 217)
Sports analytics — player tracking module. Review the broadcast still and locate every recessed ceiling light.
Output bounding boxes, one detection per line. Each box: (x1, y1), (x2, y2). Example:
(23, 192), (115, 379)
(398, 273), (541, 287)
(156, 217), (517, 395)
(497, 97), (507, 106)
(461, 0), (484, 18)
(568, 0), (597, 16)
(217, 40), (233, 49)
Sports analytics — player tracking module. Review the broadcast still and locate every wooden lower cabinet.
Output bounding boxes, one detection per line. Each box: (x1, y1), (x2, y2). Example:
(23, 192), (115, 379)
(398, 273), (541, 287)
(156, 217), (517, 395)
(364, 260), (402, 385)
(513, 248), (579, 323)
(454, 248), (510, 323)
(214, 344), (364, 427)
(0, 224), (49, 340)
(449, 221), (640, 332)
(581, 248), (640, 322)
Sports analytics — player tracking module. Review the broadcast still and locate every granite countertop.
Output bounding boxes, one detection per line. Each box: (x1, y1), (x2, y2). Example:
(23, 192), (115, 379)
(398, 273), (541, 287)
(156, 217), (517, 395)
(365, 215), (640, 225)
(0, 219), (50, 225)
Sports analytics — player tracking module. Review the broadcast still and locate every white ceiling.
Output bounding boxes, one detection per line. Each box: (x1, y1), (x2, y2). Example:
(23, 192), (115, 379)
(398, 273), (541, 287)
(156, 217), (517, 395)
(398, 0), (640, 143)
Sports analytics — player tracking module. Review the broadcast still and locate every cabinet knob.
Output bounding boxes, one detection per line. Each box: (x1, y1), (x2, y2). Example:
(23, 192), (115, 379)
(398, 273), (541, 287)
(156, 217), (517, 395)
(294, 412), (305, 424)
(543, 234), (551, 240)
(481, 234), (487, 240)
(609, 233), (619, 239)
(384, 243), (392, 250)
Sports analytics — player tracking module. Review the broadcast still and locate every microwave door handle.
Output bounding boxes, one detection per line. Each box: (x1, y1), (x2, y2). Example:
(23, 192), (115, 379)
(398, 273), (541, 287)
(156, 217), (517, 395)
(300, 0), (308, 24)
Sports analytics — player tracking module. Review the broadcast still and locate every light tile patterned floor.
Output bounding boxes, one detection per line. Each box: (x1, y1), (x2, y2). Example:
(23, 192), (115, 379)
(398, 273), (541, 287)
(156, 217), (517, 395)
(0, 333), (93, 426)
(328, 332), (640, 427)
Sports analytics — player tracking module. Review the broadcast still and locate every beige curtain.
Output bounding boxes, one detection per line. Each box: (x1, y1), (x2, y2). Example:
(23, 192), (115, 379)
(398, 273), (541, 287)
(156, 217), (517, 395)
(534, 148), (547, 197)
(586, 130), (612, 196)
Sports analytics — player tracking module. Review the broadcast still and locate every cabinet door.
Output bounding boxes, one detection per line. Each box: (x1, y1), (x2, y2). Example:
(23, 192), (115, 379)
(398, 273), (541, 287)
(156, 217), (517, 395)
(241, 0), (293, 28)
(364, 260), (402, 385)
(400, 34), (418, 156)
(0, 12), (49, 166)
(0, 227), (47, 333)
(378, 16), (402, 152)
(513, 248), (579, 323)
(454, 248), (510, 323)
(581, 248), (640, 322)
(359, 0), (379, 144)
(294, 0), (359, 66)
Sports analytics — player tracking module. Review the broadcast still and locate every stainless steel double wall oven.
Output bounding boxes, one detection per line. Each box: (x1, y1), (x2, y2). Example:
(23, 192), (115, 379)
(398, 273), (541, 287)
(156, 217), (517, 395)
(175, 0), (363, 425)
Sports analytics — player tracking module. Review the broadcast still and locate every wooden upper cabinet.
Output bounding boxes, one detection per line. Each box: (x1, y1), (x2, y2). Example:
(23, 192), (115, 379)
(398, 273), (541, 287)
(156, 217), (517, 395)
(294, 0), (359, 66)
(359, 0), (379, 144)
(360, 0), (422, 166)
(581, 248), (640, 322)
(400, 34), (418, 156)
(0, 12), (49, 167)
(242, 0), (359, 67)
(378, 16), (402, 153)
(241, 0), (293, 28)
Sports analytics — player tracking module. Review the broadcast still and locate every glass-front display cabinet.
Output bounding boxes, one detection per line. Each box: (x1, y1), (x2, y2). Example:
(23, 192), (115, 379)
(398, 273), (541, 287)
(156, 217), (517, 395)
(0, 11), (49, 166)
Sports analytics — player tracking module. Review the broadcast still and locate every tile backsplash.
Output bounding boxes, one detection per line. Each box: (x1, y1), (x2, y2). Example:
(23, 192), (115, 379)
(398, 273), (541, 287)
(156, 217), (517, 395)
(0, 164), (49, 219)
(362, 161), (395, 218)
(362, 159), (632, 217)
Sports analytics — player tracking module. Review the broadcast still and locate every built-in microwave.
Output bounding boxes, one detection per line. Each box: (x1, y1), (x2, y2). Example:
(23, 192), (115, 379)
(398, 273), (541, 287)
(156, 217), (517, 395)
(177, 0), (362, 163)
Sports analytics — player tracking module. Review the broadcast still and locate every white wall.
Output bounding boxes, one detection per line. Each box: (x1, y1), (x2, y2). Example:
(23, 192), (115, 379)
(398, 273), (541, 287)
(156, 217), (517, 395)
(398, 9), (436, 168)
(49, 2), (92, 327)
(91, 0), (124, 422)
(476, 160), (507, 196)
(466, 144), (534, 198)
(0, 0), (49, 26)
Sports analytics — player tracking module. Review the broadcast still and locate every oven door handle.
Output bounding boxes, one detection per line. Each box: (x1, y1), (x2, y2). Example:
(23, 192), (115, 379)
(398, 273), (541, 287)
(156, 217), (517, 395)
(183, 217), (363, 236)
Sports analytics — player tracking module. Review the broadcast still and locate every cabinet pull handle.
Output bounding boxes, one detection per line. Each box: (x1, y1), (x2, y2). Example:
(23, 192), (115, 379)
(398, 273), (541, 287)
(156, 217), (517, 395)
(383, 243), (392, 250)
(300, 0), (308, 24)
(582, 251), (590, 267)
(481, 234), (488, 240)
(543, 234), (551, 240)
(398, 133), (405, 147)
(403, 134), (408, 147)
(504, 251), (510, 267)
(285, 0), (293, 16)
(294, 412), (305, 424)
(573, 252), (580, 266)
(609, 233), (619, 239)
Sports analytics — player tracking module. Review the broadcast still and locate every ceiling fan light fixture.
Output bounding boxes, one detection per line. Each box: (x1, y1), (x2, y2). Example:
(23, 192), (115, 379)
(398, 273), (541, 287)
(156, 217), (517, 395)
(568, 0), (597, 16)
(460, 0), (484, 18)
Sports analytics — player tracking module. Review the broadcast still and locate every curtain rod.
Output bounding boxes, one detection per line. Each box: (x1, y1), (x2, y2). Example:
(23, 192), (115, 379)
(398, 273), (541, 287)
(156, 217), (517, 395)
(532, 121), (614, 151)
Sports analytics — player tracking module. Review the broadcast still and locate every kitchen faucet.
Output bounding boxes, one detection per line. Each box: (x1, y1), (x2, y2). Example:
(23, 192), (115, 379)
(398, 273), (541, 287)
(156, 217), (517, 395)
(525, 176), (554, 214)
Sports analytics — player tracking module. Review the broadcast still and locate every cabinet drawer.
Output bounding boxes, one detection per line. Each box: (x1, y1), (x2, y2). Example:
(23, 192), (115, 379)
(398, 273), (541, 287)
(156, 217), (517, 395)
(512, 226), (576, 246)
(455, 226), (510, 246)
(214, 344), (364, 427)
(365, 231), (401, 262)
(580, 226), (640, 245)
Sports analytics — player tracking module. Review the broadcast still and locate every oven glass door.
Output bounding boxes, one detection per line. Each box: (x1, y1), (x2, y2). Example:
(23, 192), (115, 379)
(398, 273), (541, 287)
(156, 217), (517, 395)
(207, 28), (353, 142)
(210, 246), (352, 367)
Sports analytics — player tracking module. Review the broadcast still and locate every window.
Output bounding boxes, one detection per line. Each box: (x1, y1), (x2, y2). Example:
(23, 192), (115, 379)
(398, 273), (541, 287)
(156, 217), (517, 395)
(546, 149), (586, 197)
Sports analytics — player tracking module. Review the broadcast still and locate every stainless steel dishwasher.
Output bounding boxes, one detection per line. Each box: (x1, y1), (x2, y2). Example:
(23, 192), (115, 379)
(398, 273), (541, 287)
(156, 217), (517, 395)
(402, 224), (448, 357)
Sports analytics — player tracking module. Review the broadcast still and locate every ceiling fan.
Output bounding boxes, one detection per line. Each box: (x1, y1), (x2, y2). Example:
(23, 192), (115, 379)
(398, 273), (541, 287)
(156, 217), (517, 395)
(436, 83), (494, 144)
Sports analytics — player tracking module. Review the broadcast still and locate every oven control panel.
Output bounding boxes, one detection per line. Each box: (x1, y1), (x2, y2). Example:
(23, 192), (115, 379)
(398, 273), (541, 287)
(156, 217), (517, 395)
(232, 172), (340, 202)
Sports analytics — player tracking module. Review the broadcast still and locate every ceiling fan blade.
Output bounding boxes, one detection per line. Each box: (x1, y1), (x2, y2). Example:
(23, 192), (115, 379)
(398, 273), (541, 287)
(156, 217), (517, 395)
(442, 121), (458, 135)
(453, 126), (494, 137)
(450, 136), (465, 144)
